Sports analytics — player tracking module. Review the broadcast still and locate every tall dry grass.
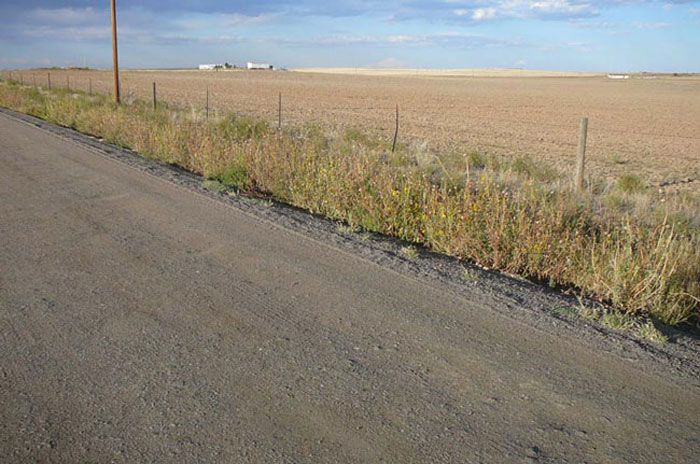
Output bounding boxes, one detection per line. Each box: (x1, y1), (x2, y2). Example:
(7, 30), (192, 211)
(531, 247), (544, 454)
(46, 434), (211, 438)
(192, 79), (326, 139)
(1, 80), (698, 325)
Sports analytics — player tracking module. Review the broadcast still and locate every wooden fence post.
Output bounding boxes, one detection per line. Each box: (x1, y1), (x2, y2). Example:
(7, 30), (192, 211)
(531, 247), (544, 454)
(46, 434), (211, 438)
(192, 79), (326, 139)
(575, 117), (589, 192)
(152, 82), (157, 110)
(48, 72), (51, 90)
(278, 92), (282, 131)
(391, 104), (399, 153)
(206, 86), (209, 120)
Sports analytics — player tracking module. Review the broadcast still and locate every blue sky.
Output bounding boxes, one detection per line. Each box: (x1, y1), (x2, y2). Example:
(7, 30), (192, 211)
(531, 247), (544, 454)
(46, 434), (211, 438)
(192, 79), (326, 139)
(1, 1), (699, 71)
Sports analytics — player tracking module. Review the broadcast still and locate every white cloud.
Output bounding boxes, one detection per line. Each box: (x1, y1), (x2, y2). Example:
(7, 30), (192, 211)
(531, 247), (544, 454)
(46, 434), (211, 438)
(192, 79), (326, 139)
(472, 7), (498, 21)
(174, 13), (277, 31)
(634, 21), (672, 29)
(442, 0), (602, 23)
(22, 26), (110, 41)
(280, 32), (525, 49)
(529, 1), (597, 16)
(27, 7), (102, 26)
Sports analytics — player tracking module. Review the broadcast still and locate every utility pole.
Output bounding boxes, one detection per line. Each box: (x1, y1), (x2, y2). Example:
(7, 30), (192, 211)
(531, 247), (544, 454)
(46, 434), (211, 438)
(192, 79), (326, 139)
(110, 0), (121, 104)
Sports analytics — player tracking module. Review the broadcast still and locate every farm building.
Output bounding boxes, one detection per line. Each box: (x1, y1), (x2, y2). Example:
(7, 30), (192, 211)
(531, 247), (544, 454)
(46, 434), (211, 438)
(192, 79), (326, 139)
(607, 74), (630, 80)
(198, 64), (222, 70)
(247, 62), (274, 70)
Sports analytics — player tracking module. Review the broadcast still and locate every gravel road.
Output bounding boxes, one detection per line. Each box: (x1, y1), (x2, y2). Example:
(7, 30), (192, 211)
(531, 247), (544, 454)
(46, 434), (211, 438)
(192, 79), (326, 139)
(0, 111), (698, 463)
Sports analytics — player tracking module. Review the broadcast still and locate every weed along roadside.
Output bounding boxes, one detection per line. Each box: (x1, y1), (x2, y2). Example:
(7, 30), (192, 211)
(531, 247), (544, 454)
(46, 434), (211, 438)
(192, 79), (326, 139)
(0, 79), (698, 329)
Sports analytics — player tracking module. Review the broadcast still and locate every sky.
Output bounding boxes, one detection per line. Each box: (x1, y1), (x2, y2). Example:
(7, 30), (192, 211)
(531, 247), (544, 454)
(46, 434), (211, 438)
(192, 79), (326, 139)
(0, 1), (699, 72)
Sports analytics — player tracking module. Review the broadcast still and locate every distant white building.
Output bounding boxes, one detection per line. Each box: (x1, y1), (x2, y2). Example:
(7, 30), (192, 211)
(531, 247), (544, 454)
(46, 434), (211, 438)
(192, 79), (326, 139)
(247, 62), (274, 70)
(607, 74), (630, 80)
(199, 64), (221, 70)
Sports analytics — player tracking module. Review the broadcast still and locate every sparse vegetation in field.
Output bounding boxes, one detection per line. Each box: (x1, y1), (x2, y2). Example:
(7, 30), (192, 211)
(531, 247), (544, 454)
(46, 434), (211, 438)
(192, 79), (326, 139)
(617, 174), (645, 194)
(578, 303), (601, 322)
(461, 267), (481, 283)
(467, 151), (487, 170)
(202, 179), (226, 192)
(336, 223), (358, 235)
(508, 155), (558, 182)
(217, 114), (269, 142)
(601, 311), (637, 332)
(552, 305), (577, 317)
(216, 161), (249, 189)
(635, 321), (668, 344)
(575, 299), (669, 344)
(400, 246), (418, 260)
(1, 80), (697, 327)
(609, 154), (628, 165)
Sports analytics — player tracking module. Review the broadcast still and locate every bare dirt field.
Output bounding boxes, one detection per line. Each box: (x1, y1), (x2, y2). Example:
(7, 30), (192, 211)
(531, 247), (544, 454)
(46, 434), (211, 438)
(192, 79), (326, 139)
(293, 68), (602, 77)
(10, 68), (700, 189)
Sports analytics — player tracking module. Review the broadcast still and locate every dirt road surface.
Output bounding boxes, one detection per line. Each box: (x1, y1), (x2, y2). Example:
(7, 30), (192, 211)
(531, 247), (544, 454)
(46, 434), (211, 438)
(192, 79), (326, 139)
(0, 111), (698, 463)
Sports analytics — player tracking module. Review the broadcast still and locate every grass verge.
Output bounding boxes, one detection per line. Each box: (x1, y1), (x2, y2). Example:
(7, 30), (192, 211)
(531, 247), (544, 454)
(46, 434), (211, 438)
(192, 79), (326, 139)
(1, 80), (698, 327)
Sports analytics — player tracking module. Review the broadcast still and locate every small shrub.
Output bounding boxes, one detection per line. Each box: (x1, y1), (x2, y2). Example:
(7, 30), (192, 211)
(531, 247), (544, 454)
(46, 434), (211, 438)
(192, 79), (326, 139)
(602, 193), (629, 211)
(617, 174), (645, 194)
(610, 154), (628, 165)
(635, 321), (668, 344)
(579, 304), (602, 321)
(400, 246), (418, 260)
(336, 223), (358, 235)
(552, 306), (577, 317)
(202, 179), (226, 192)
(217, 161), (249, 188)
(344, 127), (371, 146)
(461, 267), (481, 283)
(467, 151), (487, 169)
(218, 115), (268, 141)
(509, 155), (558, 182)
(601, 311), (637, 331)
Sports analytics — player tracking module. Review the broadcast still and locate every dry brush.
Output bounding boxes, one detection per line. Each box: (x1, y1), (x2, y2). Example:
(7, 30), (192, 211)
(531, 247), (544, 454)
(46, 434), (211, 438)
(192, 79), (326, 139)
(1, 80), (698, 326)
